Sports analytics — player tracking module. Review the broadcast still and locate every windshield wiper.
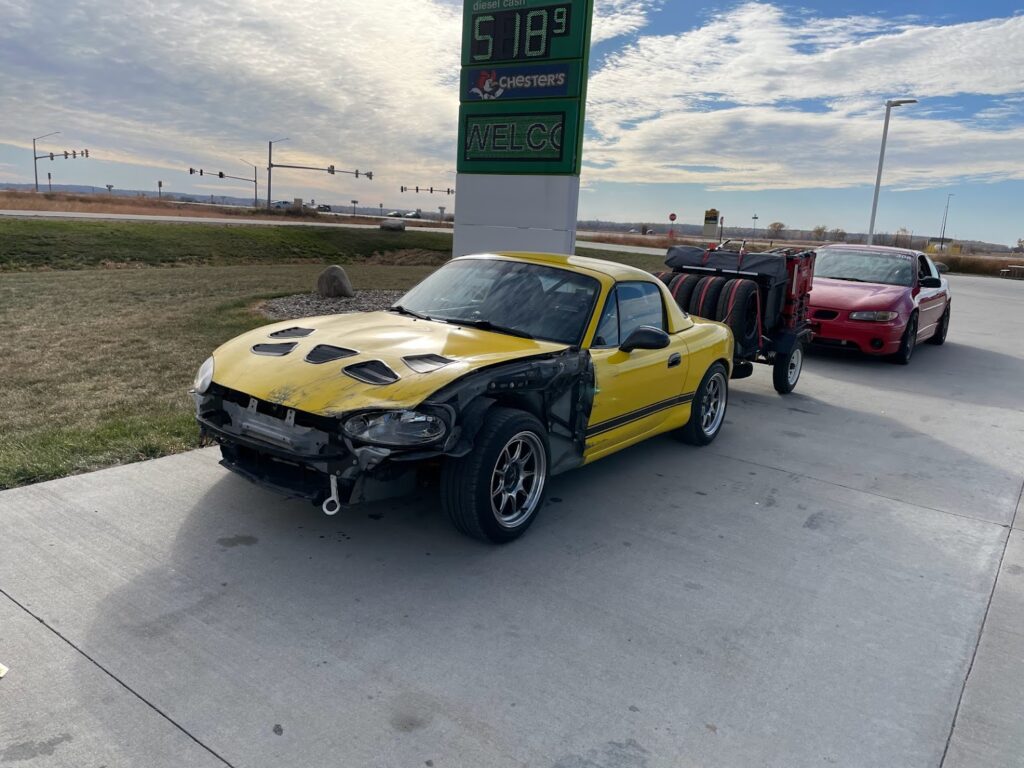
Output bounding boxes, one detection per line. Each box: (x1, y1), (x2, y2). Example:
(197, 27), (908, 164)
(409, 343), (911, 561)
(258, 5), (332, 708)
(389, 304), (433, 321)
(453, 319), (534, 339)
(823, 276), (870, 283)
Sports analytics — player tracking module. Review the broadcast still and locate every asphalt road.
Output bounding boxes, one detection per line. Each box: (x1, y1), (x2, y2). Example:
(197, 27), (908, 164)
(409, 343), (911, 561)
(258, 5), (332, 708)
(1, 274), (1022, 767)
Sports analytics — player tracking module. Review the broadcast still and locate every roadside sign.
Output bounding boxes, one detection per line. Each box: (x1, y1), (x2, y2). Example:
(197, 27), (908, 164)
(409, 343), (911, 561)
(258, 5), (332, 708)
(702, 208), (720, 239)
(669, 213), (677, 222)
(458, 0), (594, 175)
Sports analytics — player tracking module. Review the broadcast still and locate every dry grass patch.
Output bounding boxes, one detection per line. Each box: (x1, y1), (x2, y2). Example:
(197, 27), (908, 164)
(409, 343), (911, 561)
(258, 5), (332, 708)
(0, 263), (434, 488)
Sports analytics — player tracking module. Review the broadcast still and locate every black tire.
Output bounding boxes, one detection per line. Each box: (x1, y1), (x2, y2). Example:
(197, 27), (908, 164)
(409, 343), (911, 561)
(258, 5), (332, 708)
(654, 271), (675, 287)
(927, 305), (950, 345)
(440, 407), (549, 543)
(715, 279), (760, 354)
(668, 273), (702, 312)
(772, 341), (804, 394)
(889, 312), (918, 365)
(678, 362), (729, 446)
(689, 276), (728, 319)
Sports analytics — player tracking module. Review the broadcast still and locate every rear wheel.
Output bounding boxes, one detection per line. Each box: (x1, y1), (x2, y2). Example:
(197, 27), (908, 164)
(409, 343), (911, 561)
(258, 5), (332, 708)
(440, 408), (549, 543)
(678, 363), (729, 445)
(889, 312), (918, 365)
(772, 341), (804, 394)
(927, 305), (950, 345)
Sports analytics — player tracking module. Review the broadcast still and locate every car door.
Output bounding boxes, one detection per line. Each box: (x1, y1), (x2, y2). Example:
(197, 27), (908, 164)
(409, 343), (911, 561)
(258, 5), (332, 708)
(915, 254), (947, 338)
(585, 281), (690, 461)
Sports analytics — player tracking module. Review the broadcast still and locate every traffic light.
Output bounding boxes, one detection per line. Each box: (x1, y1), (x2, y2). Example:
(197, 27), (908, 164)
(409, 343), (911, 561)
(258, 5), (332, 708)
(328, 165), (335, 175)
(189, 167), (195, 175)
(400, 185), (407, 193)
(200, 169), (204, 176)
(218, 171), (224, 178)
(415, 186), (420, 193)
(429, 187), (434, 194)
(365, 171), (373, 180)
(83, 149), (89, 158)
(63, 151), (69, 159)
(49, 153), (54, 161)
(72, 151), (77, 158)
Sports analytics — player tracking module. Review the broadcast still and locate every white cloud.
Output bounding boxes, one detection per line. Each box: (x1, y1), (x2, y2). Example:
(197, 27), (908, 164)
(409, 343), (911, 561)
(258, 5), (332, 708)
(592, 0), (661, 44)
(584, 2), (1024, 189)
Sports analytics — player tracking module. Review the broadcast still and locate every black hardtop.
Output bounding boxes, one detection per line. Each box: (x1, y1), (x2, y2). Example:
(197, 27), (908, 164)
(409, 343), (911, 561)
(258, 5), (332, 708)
(665, 245), (789, 286)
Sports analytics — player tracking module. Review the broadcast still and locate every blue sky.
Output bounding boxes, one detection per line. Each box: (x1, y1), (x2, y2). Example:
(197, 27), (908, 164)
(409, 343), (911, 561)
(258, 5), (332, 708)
(1, 1), (1022, 244)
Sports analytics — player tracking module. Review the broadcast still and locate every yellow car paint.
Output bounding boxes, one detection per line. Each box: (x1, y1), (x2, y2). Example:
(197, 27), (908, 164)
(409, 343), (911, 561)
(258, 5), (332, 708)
(208, 252), (733, 467)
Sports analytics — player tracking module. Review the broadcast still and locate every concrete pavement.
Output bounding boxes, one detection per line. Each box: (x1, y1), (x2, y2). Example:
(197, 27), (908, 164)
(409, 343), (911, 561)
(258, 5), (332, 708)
(1, 273), (1022, 767)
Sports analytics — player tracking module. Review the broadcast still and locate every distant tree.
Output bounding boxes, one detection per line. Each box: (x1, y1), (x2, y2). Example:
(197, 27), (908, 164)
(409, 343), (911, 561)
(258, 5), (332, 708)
(1016, 238), (1024, 253)
(829, 228), (847, 242)
(811, 225), (828, 240)
(767, 221), (786, 238)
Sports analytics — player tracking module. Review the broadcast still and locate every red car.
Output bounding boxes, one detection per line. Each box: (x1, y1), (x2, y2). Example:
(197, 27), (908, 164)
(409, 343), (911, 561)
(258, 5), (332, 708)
(808, 244), (951, 364)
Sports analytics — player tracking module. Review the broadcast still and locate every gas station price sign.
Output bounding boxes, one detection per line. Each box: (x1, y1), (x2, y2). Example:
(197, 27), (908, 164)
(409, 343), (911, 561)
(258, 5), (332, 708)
(463, 2), (582, 66)
(459, 0), (593, 175)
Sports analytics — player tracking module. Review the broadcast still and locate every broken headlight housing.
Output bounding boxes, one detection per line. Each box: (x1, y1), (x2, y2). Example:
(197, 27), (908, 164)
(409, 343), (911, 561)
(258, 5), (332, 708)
(342, 410), (447, 447)
(193, 356), (215, 394)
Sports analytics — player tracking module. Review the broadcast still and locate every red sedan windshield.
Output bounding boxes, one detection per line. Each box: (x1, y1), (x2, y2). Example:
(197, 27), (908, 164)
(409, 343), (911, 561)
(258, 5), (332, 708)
(815, 248), (914, 287)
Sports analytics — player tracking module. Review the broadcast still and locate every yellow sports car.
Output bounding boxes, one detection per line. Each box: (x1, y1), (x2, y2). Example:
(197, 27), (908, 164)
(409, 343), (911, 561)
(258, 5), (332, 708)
(192, 252), (734, 542)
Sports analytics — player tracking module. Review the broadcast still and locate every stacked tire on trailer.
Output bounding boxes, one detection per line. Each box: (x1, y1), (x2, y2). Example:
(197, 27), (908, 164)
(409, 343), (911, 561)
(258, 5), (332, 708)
(661, 244), (815, 395)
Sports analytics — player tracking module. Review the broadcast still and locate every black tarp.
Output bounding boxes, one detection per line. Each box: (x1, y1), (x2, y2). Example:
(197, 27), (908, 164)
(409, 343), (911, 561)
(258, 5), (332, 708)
(665, 246), (789, 286)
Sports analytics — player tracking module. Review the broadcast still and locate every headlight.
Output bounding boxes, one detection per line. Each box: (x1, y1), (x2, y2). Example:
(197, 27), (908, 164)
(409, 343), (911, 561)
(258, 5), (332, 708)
(193, 356), (215, 394)
(849, 310), (899, 322)
(343, 410), (447, 447)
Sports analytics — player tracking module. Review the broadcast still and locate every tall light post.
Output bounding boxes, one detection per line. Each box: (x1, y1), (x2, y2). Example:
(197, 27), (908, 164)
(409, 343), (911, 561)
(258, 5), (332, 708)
(751, 213), (759, 239)
(267, 137), (289, 210)
(32, 131), (61, 192)
(867, 98), (917, 245)
(938, 193), (955, 253)
(240, 158), (259, 208)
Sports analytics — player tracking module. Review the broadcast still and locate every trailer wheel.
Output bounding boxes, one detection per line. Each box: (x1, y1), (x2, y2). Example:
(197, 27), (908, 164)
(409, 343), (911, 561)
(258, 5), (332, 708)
(715, 279), (760, 355)
(690, 276), (728, 319)
(668, 273), (702, 312)
(772, 341), (804, 394)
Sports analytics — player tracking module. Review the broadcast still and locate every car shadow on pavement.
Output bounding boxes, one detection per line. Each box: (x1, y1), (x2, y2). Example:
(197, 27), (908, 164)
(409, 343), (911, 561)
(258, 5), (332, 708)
(72, 379), (1022, 766)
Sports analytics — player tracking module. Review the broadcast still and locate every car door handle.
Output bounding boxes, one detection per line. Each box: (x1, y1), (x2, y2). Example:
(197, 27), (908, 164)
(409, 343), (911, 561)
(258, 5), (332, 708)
(668, 353), (681, 368)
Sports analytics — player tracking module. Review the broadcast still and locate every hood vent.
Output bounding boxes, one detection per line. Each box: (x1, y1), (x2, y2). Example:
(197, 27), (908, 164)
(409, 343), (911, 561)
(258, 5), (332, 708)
(344, 360), (400, 385)
(403, 354), (454, 373)
(305, 344), (358, 364)
(269, 327), (315, 339)
(252, 342), (298, 356)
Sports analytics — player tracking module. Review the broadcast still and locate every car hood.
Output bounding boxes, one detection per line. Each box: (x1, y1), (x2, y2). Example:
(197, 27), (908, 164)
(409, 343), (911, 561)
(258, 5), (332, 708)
(809, 277), (909, 310)
(210, 311), (568, 416)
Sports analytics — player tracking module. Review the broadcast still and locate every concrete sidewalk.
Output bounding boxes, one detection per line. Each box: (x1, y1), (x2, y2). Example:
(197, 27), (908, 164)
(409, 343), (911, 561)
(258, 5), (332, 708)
(1, 274), (1022, 767)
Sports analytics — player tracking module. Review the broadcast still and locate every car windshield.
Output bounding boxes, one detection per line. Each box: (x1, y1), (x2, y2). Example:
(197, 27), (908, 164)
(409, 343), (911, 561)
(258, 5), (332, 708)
(394, 258), (600, 346)
(815, 248), (914, 287)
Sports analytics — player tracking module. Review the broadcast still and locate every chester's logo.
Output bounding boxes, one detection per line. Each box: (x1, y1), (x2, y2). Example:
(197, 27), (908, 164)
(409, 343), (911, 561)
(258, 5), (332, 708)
(469, 70), (505, 100)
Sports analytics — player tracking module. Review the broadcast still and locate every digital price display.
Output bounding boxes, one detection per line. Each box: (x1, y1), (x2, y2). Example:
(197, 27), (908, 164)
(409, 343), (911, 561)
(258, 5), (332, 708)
(462, 1), (588, 66)
(459, 0), (593, 175)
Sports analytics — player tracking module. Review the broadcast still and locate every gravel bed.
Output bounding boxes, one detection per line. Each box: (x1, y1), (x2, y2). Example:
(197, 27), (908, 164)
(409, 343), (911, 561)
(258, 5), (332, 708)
(260, 290), (405, 320)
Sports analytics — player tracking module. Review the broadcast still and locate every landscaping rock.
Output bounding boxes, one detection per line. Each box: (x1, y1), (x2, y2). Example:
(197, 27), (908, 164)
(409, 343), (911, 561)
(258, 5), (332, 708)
(380, 218), (406, 232)
(316, 265), (355, 298)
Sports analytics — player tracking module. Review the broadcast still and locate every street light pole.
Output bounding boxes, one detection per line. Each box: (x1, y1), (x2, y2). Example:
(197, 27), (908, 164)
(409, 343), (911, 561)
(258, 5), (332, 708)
(31, 131), (61, 192)
(751, 213), (759, 239)
(938, 193), (955, 253)
(867, 98), (917, 245)
(267, 137), (288, 211)
(240, 158), (258, 208)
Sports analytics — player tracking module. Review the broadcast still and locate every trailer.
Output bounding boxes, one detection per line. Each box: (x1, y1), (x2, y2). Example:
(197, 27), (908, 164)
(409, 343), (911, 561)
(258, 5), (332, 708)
(657, 243), (816, 394)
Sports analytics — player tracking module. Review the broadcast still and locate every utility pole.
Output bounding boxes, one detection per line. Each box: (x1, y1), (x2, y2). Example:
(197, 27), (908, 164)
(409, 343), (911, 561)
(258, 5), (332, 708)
(752, 213), (759, 239)
(47, 172), (52, 193)
(158, 180), (163, 199)
(32, 131), (60, 191)
(938, 194), (954, 253)
(267, 137), (289, 211)
(868, 98), (917, 245)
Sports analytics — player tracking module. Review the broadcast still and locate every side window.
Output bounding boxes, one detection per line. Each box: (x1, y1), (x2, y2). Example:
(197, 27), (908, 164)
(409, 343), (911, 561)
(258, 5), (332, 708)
(593, 292), (619, 348)
(924, 256), (939, 279)
(617, 281), (665, 340)
(917, 255), (931, 281)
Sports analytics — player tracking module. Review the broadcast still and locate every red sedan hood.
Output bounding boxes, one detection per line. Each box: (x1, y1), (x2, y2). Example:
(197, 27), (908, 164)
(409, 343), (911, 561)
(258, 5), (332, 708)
(810, 277), (908, 310)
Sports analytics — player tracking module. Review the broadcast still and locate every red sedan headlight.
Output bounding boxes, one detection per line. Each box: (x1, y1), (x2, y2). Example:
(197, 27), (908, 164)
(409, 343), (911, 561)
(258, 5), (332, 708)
(849, 310), (899, 322)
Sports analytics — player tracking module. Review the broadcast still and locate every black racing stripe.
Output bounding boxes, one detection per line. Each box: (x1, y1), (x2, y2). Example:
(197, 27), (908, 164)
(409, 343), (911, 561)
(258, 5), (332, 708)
(586, 392), (695, 438)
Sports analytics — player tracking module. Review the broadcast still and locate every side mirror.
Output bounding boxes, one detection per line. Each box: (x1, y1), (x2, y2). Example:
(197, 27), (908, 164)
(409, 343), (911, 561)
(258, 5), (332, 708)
(934, 262), (949, 274)
(620, 326), (670, 353)
(921, 276), (942, 288)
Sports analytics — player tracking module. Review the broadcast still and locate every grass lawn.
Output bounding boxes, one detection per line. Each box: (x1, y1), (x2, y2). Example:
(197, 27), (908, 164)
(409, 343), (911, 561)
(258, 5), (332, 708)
(0, 220), (656, 488)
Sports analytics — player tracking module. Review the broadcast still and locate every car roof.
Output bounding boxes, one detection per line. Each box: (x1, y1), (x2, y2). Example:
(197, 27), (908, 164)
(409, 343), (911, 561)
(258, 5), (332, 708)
(457, 251), (657, 283)
(820, 243), (922, 258)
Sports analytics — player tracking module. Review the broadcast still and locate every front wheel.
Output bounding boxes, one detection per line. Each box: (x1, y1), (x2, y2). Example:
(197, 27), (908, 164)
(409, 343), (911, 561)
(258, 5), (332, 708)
(440, 408), (549, 543)
(678, 363), (729, 445)
(773, 342), (804, 394)
(889, 312), (918, 365)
